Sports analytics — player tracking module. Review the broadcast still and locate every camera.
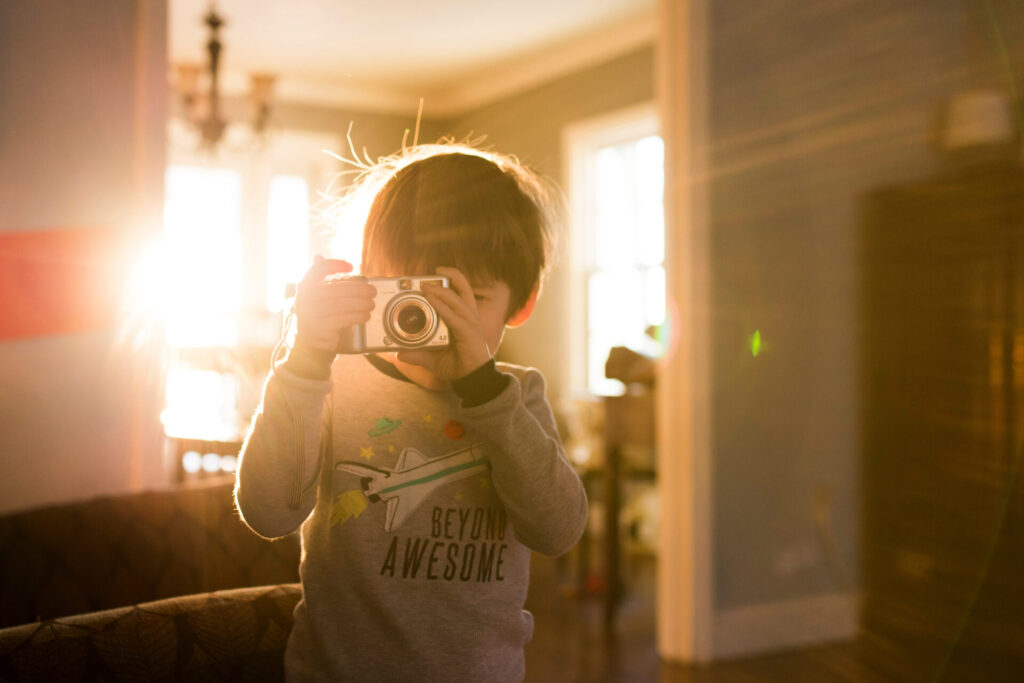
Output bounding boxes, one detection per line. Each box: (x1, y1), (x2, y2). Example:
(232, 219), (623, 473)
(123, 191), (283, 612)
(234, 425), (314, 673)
(337, 275), (451, 354)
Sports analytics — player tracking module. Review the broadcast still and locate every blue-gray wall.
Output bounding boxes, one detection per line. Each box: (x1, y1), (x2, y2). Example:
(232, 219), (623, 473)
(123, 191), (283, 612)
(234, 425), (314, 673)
(706, 0), (1024, 611)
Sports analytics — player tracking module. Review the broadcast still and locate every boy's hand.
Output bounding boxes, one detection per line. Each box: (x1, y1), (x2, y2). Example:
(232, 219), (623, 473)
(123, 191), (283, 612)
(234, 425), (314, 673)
(397, 267), (492, 381)
(293, 257), (376, 353)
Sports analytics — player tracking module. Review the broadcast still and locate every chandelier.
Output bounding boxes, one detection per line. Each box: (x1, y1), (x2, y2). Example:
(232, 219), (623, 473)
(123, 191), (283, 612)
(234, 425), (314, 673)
(173, 5), (275, 151)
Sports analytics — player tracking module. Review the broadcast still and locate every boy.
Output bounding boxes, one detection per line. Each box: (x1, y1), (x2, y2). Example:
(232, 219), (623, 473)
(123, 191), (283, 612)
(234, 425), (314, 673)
(235, 145), (588, 682)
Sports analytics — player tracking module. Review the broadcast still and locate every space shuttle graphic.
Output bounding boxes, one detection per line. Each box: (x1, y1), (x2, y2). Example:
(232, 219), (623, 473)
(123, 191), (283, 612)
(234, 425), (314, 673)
(335, 445), (490, 532)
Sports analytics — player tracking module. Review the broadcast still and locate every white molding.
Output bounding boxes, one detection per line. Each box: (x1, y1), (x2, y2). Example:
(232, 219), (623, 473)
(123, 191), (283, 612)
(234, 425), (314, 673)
(713, 593), (860, 660)
(212, 6), (656, 117)
(276, 78), (422, 115)
(655, 0), (714, 663)
(216, 70), (423, 115)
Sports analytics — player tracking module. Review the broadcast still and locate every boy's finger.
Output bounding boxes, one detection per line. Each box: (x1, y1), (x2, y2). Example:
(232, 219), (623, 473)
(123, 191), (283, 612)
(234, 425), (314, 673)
(423, 282), (473, 320)
(295, 296), (374, 322)
(424, 290), (470, 333)
(301, 258), (354, 285)
(326, 311), (373, 329)
(435, 267), (476, 308)
(331, 297), (376, 313)
(306, 282), (378, 301)
(395, 349), (437, 370)
(306, 294), (376, 316)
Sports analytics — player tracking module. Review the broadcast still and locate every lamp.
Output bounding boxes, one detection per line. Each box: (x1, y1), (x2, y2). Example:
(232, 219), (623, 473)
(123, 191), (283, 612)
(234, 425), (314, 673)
(173, 5), (275, 151)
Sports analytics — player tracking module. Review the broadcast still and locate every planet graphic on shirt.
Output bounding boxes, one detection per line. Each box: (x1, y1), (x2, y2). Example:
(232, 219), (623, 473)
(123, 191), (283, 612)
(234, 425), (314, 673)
(368, 417), (402, 437)
(444, 420), (466, 440)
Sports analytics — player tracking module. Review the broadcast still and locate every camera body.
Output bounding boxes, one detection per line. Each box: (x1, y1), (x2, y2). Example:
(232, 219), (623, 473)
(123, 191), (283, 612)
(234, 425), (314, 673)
(337, 275), (451, 354)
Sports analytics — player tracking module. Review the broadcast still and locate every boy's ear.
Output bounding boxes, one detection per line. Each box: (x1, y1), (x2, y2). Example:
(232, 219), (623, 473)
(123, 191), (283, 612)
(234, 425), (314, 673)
(506, 287), (538, 328)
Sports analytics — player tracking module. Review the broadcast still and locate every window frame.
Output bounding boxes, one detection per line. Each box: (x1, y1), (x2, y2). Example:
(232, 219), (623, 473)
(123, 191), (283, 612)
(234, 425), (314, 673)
(564, 102), (661, 398)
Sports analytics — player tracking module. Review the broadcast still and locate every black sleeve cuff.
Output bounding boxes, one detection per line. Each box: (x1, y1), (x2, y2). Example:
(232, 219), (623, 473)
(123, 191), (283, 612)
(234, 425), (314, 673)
(451, 359), (510, 408)
(279, 342), (335, 381)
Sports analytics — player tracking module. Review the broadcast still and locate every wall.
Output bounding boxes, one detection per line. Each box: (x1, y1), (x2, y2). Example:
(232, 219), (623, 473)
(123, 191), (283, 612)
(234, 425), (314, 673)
(0, 1), (168, 513)
(704, 0), (991, 619)
(444, 46), (656, 407)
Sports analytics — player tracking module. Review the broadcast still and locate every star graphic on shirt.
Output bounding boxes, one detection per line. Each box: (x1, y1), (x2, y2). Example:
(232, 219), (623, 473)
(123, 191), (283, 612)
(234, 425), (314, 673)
(359, 446), (376, 461)
(388, 445), (395, 453)
(478, 478), (490, 491)
(454, 492), (464, 502)
(423, 414), (433, 423)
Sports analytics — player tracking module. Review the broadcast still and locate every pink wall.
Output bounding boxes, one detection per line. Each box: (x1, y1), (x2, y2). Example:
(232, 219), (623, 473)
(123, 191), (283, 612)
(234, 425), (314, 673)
(0, 0), (168, 512)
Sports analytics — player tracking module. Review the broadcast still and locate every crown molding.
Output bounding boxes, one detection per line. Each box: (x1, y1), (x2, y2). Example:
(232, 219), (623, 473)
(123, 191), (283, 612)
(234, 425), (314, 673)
(214, 70), (424, 115)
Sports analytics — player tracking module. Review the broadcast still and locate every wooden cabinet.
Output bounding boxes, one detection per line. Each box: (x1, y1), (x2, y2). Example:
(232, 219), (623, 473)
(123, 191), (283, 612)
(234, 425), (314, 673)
(860, 159), (1024, 679)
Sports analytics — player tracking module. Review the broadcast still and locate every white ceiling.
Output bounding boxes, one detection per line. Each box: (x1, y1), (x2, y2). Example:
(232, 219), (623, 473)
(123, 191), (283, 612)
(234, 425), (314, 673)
(169, 0), (656, 115)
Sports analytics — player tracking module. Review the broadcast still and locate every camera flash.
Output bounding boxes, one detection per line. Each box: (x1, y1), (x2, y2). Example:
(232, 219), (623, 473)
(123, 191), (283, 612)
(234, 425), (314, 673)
(420, 279), (444, 289)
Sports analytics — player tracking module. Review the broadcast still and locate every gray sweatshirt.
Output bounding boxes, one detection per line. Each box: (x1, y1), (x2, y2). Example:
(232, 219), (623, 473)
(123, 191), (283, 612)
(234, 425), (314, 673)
(235, 354), (588, 682)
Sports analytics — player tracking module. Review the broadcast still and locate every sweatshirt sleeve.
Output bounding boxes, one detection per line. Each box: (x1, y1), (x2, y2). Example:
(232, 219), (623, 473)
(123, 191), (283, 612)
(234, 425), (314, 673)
(234, 365), (332, 540)
(457, 368), (587, 557)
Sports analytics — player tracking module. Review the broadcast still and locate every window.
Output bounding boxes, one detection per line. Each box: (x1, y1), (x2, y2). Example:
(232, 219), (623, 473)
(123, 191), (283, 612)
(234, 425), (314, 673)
(161, 365), (241, 442)
(163, 166), (243, 347)
(266, 174), (311, 313)
(157, 129), (341, 447)
(566, 104), (664, 397)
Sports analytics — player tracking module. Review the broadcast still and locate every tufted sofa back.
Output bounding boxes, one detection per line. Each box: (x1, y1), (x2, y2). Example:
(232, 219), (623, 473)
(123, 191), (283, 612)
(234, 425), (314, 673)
(0, 584), (302, 681)
(0, 477), (300, 629)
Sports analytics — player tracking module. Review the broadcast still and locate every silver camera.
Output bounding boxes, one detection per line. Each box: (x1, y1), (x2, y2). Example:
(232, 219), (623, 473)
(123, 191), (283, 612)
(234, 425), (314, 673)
(337, 275), (451, 354)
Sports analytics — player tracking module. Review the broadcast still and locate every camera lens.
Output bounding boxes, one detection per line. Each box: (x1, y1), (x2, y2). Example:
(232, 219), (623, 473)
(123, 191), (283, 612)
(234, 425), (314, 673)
(386, 294), (437, 345)
(396, 304), (427, 335)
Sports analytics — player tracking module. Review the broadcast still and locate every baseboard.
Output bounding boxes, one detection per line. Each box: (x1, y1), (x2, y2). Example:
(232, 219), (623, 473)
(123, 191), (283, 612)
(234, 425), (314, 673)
(712, 592), (859, 660)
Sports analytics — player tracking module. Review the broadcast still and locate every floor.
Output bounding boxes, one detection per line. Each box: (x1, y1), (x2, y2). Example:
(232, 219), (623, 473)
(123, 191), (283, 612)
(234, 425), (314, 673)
(521, 552), (1021, 683)
(524, 551), (660, 682)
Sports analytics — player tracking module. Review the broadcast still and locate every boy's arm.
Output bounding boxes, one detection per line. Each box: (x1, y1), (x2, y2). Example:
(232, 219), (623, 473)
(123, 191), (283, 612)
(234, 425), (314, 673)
(234, 346), (333, 539)
(454, 365), (587, 557)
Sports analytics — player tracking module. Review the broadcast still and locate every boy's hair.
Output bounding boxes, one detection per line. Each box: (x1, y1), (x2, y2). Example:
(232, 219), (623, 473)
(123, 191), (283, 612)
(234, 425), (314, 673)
(349, 144), (555, 319)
